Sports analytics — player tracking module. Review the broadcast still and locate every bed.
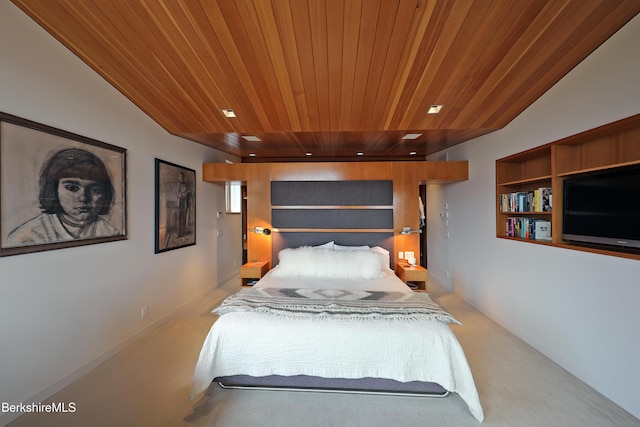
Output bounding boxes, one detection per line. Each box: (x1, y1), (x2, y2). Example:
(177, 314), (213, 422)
(190, 244), (484, 422)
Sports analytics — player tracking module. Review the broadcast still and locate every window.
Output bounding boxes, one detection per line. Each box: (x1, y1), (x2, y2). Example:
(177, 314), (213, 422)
(225, 181), (242, 213)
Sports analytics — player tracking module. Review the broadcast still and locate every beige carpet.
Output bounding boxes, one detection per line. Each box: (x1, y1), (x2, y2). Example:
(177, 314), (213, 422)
(8, 279), (640, 427)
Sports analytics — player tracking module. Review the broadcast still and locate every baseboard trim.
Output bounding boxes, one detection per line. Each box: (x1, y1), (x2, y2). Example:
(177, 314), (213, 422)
(1, 271), (239, 426)
(427, 272), (451, 292)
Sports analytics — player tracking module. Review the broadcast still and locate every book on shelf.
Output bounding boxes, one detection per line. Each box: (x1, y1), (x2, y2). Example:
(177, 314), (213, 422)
(541, 187), (552, 212)
(533, 220), (552, 241)
(499, 187), (552, 213)
(505, 217), (551, 241)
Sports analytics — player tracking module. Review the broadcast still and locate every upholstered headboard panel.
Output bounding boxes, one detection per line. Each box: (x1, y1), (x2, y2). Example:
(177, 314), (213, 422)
(271, 180), (393, 205)
(272, 209), (393, 229)
(270, 180), (394, 268)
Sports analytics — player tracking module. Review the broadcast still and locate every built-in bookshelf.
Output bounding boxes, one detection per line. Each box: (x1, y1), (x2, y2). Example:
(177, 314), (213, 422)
(496, 114), (640, 260)
(496, 144), (553, 244)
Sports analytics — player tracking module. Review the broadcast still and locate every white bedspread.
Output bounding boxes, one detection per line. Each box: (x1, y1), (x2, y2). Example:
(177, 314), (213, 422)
(191, 269), (484, 422)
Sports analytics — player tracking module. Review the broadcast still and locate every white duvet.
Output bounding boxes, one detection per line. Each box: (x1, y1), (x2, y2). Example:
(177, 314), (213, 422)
(191, 269), (484, 422)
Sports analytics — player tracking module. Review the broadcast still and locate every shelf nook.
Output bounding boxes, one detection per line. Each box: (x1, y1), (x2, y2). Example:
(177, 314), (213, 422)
(496, 114), (640, 260)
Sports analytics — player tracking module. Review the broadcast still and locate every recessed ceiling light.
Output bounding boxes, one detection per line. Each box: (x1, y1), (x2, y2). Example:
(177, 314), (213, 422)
(427, 104), (443, 114)
(249, 153), (256, 157)
(401, 133), (422, 140)
(222, 108), (236, 118)
(357, 152), (364, 156)
(305, 152), (312, 156)
(409, 151), (417, 156)
(242, 135), (261, 142)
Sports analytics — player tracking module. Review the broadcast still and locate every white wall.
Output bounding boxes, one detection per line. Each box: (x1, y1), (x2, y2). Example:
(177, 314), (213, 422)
(0, 3), (242, 423)
(427, 14), (640, 419)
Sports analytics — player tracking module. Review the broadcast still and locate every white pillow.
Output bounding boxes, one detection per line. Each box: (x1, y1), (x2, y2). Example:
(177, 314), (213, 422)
(333, 244), (370, 251)
(370, 246), (391, 270)
(332, 244), (390, 270)
(271, 246), (382, 279)
(312, 241), (335, 249)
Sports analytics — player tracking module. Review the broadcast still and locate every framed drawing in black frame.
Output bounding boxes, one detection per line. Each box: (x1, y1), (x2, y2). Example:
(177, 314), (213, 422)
(155, 159), (196, 253)
(0, 112), (127, 257)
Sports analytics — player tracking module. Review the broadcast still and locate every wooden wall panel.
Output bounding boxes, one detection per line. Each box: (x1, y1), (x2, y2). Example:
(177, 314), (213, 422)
(204, 161), (467, 264)
(245, 164), (271, 262)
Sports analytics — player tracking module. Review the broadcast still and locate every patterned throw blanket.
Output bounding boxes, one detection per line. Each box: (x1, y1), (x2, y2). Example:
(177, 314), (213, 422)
(213, 287), (460, 324)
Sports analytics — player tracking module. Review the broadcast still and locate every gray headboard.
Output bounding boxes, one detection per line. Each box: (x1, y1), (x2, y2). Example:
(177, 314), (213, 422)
(270, 180), (394, 267)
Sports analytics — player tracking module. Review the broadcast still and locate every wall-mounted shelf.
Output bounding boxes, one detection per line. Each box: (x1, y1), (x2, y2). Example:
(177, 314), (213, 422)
(496, 114), (640, 260)
(240, 261), (270, 286)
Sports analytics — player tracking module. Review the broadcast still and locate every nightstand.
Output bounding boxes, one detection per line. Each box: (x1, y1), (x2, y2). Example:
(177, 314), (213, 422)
(240, 261), (270, 286)
(395, 263), (428, 291)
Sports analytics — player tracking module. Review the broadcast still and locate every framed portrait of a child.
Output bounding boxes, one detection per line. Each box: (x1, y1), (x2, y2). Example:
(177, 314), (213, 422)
(0, 112), (127, 257)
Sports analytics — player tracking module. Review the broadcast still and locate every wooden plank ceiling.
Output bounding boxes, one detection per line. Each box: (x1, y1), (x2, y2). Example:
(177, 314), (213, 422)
(11, 0), (640, 161)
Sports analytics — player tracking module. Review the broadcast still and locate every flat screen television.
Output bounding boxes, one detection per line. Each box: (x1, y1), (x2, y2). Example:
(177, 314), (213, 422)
(562, 165), (640, 250)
